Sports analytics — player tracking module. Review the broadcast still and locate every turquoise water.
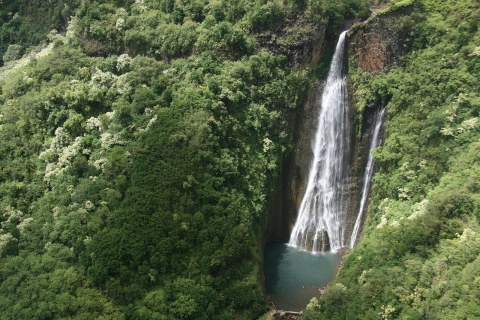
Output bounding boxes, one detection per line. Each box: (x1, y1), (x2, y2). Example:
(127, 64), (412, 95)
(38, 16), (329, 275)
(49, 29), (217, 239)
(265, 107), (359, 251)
(263, 242), (341, 311)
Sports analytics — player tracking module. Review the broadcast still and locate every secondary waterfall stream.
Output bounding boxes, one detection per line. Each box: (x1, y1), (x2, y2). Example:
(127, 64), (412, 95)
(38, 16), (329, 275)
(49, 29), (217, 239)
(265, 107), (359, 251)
(289, 31), (351, 253)
(349, 107), (386, 247)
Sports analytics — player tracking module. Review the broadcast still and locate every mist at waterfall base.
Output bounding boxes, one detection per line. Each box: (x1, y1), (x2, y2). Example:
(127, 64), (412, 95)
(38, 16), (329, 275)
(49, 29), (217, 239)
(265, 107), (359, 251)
(264, 243), (341, 311)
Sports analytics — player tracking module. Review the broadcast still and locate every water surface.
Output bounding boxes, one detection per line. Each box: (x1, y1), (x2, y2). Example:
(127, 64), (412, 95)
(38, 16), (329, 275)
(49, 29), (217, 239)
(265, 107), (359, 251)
(264, 242), (341, 311)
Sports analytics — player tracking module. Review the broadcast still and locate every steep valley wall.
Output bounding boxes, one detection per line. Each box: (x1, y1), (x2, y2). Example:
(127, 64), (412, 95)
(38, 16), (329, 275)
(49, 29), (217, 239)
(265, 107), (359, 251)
(262, 2), (417, 248)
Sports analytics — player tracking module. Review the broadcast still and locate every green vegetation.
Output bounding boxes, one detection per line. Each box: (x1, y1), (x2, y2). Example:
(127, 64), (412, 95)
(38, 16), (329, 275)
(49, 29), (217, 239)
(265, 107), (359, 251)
(305, 0), (480, 319)
(0, 0), (79, 65)
(0, 0), (368, 319)
(4, 0), (478, 318)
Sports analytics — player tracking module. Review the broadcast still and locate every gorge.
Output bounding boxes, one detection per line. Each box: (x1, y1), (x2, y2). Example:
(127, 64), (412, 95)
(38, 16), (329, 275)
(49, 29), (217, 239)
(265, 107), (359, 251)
(1, 1), (479, 319)
(264, 28), (388, 311)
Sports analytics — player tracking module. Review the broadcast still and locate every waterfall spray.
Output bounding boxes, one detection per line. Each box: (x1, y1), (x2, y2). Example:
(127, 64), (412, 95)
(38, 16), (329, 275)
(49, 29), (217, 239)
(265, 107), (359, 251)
(289, 31), (351, 253)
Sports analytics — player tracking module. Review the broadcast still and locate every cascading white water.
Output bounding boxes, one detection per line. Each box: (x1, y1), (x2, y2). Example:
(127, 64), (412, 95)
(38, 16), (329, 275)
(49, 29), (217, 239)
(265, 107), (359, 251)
(289, 31), (351, 253)
(349, 108), (386, 248)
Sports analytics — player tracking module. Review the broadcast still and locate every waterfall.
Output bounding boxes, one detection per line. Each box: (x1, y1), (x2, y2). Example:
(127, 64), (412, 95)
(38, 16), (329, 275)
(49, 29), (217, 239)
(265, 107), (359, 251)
(288, 31), (351, 253)
(349, 108), (386, 248)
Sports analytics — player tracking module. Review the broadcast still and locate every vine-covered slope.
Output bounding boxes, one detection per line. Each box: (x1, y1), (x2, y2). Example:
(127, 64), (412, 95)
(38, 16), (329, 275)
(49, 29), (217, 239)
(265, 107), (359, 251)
(305, 0), (480, 319)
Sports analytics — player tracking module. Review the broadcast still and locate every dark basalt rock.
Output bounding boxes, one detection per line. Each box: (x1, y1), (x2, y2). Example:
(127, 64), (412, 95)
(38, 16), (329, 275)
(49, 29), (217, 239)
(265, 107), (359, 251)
(347, 3), (416, 74)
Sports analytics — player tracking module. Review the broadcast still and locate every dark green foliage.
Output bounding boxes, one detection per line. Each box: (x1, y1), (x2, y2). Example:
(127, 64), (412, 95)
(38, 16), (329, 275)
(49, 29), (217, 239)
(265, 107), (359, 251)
(248, 1), (286, 31)
(195, 21), (254, 59)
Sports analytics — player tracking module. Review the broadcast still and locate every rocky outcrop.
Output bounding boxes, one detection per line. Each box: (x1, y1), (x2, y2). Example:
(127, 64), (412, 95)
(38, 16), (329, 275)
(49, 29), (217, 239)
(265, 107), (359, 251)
(347, 3), (416, 73)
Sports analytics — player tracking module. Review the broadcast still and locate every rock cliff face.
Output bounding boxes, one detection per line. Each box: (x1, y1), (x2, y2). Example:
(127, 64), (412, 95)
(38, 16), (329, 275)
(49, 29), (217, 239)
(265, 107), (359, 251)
(259, 22), (330, 245)
(263, 3), (417, 248)
(263, 65), (327, 245)
(347, 4), (415, 73)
